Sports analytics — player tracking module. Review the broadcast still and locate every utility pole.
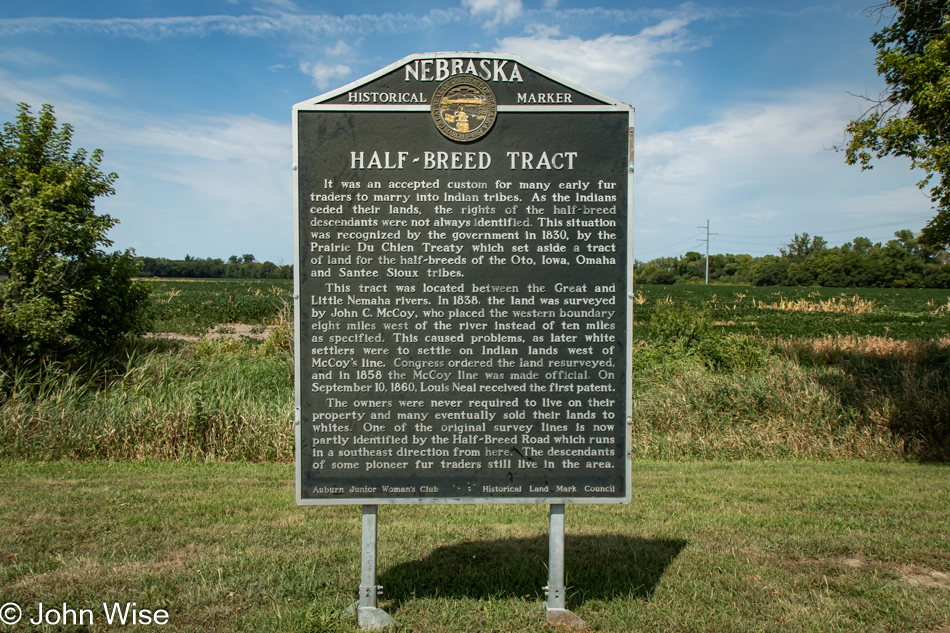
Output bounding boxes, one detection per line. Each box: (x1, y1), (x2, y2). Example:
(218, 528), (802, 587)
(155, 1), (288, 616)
(697, 220), (718, 284)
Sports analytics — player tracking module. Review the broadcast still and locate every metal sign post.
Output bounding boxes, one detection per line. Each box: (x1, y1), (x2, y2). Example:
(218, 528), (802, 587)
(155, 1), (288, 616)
(342, 505), (399, 629)
(545, 504), (585, 626)
(359, 506), (398, 629)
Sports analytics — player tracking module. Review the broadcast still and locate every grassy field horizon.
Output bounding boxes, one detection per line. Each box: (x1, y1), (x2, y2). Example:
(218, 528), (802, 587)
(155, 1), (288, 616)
(2, 280), (946, 463)
(143, 279), (950, 340)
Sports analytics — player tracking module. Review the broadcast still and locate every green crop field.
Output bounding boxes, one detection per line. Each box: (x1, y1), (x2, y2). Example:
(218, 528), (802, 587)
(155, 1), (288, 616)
(1, 280), (944, 463)
(148, 279), (294, 335)
(142, 279), (950, 340)
(631, 284), (950, 340)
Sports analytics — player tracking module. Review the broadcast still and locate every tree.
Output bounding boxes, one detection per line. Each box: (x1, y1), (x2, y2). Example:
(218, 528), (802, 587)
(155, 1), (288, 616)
(0, 103), (150, 360)
(752, 255), (790, 286)
(780, 233), (828, 261)
(842, 1), (950, 247)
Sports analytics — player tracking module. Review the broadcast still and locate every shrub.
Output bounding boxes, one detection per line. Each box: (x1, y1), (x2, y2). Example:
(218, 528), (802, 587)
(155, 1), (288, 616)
(0, 103), (150, 363)
(647, 301), (765, 371)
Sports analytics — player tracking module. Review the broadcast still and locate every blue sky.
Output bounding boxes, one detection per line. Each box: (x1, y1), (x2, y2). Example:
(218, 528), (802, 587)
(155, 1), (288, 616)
(0, 0), (936, 263)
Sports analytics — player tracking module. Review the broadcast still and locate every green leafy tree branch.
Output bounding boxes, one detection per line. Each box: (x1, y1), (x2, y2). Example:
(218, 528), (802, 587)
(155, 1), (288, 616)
(0, 103), (150, 361)
(842, 0), (950, 247)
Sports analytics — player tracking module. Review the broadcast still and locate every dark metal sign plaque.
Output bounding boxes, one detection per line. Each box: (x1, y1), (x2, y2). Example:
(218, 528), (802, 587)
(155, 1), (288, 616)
(294, 53), (633, 505)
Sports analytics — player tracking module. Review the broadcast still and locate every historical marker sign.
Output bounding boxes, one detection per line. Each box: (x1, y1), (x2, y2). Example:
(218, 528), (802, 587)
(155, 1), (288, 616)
(294, 53), (633, 505)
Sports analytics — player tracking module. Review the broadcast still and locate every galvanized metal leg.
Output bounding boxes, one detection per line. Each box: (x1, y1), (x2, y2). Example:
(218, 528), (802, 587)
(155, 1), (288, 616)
(355, 505), (398, 630)
(545, 504), (585, 627)
(547, 504), (567, 610)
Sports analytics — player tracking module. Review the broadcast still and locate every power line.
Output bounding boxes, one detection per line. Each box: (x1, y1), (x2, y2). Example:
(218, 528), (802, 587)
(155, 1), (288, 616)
(722, 215), (933, 240)
(633, 230), (705, 258)
(809, 216), (934, 235)
(715, 238), (784, 246)
(635, 215), (936, 262)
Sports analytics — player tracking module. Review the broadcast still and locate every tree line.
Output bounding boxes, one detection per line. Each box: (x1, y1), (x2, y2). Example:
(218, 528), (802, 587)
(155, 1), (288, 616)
(135, 254), (292, 279)
(635, 230), (950, 288)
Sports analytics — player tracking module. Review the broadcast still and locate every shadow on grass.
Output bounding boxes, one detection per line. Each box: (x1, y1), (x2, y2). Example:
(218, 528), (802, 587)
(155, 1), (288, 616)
(379, 534), (686, 606)
(788, 338), (950, 461)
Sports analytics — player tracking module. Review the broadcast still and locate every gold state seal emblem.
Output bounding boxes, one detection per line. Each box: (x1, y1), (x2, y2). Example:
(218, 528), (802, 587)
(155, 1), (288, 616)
(431, 75), (497, 142)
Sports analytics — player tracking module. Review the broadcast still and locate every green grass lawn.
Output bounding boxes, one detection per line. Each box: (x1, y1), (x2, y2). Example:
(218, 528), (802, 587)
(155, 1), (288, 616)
(1, 461), (948, 632)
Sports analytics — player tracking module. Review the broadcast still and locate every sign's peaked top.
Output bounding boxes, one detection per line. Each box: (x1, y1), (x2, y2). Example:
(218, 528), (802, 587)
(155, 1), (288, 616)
(294, 52), (630, 110)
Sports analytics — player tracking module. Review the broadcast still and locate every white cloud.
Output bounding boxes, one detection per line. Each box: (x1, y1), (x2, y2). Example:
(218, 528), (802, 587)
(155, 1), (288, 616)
(495, 18), (703, 96)
(0, 46), (55, 66)
(639, 96), (849, 191)
(0, 69), (291, 260)
(324, 39), (352, 56)
(300, 61), (351, 90)
(108, 114), (286, 165)
(54, 74), (120, 96)
(0, 70), (42, 109)
(462, 0), (523, 28)
(253, 0), (300, 13)
(524, 23), (560, 37)
(75, 108), (288, 206)
(632, 91), (934, 257)
(0, 69), (117, 120)
(0, 11), (465, 39)
(97, 111), (292, 259)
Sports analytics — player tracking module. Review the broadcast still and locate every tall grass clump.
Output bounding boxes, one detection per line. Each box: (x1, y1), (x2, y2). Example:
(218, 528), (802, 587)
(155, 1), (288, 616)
(631, 303), (938, 461)
(777, 335), (950, 461)
(644, 301), (765, 372)
(0, 336), (294, 461)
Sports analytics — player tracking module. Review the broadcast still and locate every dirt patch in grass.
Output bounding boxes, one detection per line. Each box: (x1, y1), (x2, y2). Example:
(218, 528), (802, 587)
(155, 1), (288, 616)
(900, 566), (950, 590)
(145, 323), (276, 342)
(789, 555), (950, 593)
(838, 555), (868, 569)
